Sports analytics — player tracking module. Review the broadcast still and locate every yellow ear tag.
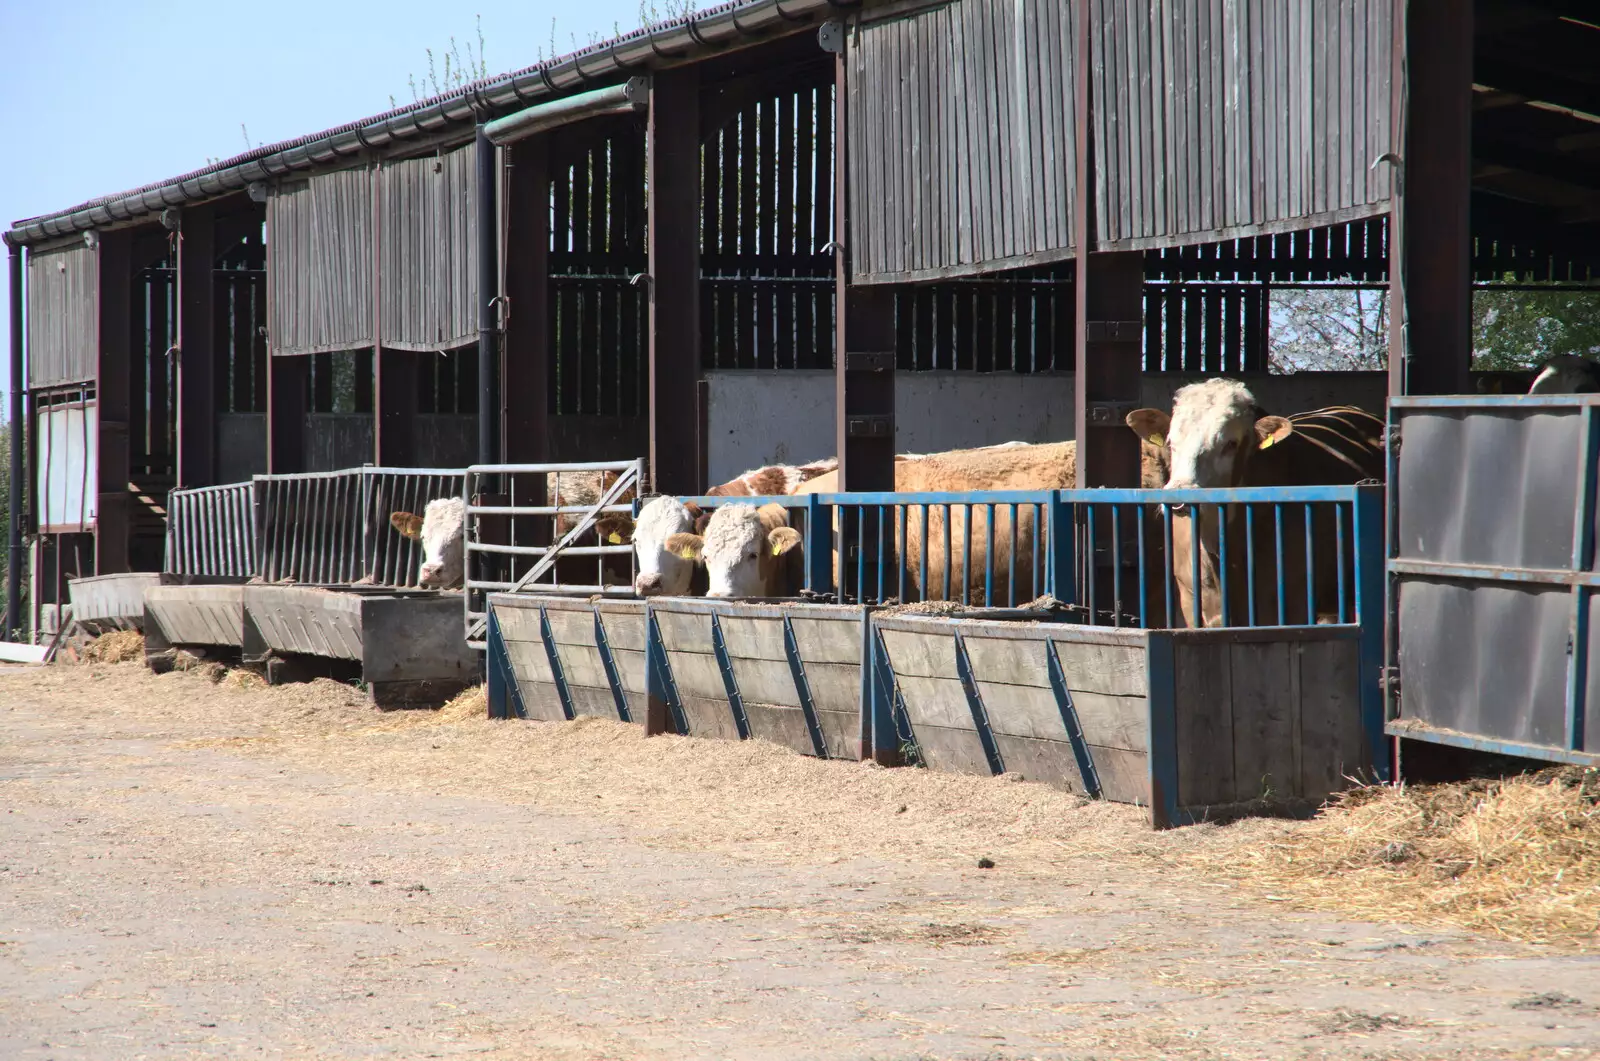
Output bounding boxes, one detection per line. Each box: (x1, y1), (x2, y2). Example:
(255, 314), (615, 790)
(679, 547), (696, 559)
(607, 532), (622, 544)
(772, 542), (783, 556)
(1260, 435), (1276, 450)
(1149, 432), (1164, 447)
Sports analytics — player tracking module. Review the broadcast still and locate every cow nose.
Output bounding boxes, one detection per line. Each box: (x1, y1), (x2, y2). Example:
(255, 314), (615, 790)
(634, 572), (662, 596)
(419, 564), (442, 587)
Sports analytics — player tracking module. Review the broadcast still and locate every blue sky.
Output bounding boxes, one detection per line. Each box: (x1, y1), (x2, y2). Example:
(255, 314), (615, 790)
(0, 0), (687, 403)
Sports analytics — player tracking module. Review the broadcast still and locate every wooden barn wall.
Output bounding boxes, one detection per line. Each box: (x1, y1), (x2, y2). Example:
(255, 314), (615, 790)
(548, 117), (648, 419)
(266, 169), (374, 357)
(1091, 0), (1395, 249)
(380, 145), (478, 353)
(27, 243), (98, 388)
(847, 0), (1079, 284)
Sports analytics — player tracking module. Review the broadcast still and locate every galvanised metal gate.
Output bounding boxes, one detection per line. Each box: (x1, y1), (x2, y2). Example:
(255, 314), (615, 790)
(1387, 395), (1600, 765)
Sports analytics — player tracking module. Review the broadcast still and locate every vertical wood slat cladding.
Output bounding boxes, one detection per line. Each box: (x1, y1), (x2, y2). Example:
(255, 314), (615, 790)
(848, 0), (1079, 284)
(1091, 0), (1394, 250)
(26, 243), (97, 388)
(380, 145), (479, 353)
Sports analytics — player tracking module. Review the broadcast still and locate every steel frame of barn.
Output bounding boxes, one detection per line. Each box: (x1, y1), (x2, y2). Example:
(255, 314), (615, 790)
(5, 0), (1600, 774)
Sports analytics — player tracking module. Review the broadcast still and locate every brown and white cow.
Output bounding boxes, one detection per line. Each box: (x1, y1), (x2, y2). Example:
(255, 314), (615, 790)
(1124, 378), (1385, 627)
(667, 503), (804, 598)
(794, 439), (1169, 607)
(390, 497), (467, 589)
(630, 495), (710, 597)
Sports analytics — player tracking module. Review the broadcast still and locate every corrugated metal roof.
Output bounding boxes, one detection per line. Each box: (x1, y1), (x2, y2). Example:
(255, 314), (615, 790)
(5, 0), (850, 247)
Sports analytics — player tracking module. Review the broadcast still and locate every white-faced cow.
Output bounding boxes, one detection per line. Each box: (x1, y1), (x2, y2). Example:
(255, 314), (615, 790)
(1124, 378), (1385, 627)
(630, 495), (711, 597)
(390, 497), (466, 589)
(669, 503), (804, 598)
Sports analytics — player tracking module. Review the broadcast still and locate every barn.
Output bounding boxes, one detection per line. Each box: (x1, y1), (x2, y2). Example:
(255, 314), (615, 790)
(7, 0), (1600, 810)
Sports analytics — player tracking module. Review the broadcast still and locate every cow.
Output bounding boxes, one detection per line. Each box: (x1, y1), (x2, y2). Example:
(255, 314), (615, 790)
(794, 439), (1169, 607)
(1124, 378), (1385, 627)
(1529, 354), (1600, 394)
(666, 503), (804, 598)
(390, 497), (466, 589)
(630, 495), (710, 597)
(705, 457), (839, 496)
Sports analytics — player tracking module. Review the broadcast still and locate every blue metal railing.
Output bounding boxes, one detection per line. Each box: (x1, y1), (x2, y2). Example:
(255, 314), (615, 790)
(668, 484), (1384, 634)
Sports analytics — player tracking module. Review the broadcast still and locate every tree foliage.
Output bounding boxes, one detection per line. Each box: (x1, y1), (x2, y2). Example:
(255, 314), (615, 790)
(1471, 280), (1600, 371)
(1268, 287), (1389, 373)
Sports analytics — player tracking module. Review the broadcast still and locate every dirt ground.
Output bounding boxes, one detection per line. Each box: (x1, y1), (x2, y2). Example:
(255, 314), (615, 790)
(3, 663), (1600, 1060)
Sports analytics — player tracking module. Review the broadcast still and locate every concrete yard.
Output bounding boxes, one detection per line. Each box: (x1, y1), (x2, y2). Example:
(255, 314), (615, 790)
(2, 661), (1598, 1060)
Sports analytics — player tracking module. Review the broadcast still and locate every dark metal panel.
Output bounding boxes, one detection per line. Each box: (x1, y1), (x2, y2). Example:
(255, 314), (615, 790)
(849, 0), (1079, 283)
(266, 168), (374, 357)
(26, 242), (97, 388)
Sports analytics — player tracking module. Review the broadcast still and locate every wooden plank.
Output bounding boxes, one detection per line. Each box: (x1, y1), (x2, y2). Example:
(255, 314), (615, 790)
(977, 679), (1148, 753)
(959, 634), (1048, 688)
(1048, 635), (1148, 696)
(553, 642), (611, 691)
(0, 641), (47, 664)
(545, 607), (599, 647)
(728, 655), (801, 709)
(991, 733), (1086, 792)
(878, 627), (958, 680)
(895, 673), (975, 731)
(716, 614), (789, 661)
(1296, 637), (1364, 799)
(743, 702), (815, 756)
(798, 660), (861, 714)
(1229, 640), (1297, 803)
(666, 650), (728, 702)
(1086, 743), (1151, 807)
(653, 609), (715, 654)
(600, 610), (647, 652)
(494, 605), (546, 645)
(679, 695), (743, 741)
(787, 614), (861, 664)
(565, 684), (621, 722)
(1174, 635), (1237, 809)
(610, 647), (647, 696)
(518, 679), (568, 723)
(911, 723), (995, 777)
(505, 639), (555, 688)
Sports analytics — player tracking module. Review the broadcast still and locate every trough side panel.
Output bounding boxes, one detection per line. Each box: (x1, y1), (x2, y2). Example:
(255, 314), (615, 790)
(1228, 639), (1298, 803)
(1173, 636), (1237, 809)
(360, 597), (476, 684)
(789, 614), (868, 665)
(599, 609), (648, 653)
(1296, 637), (1366, 797)
(145, 587), (246, 647)
(544, 608), (601, 648)
(716, 615), (790, 662)
(878, 627), (959, 679)
(800, 660), (864, 760)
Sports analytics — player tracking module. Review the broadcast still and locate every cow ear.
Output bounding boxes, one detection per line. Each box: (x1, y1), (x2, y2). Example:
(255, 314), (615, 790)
(683, 500), (703, 519)
(693, 511), (713, 535)
(598, 517), (633, 545)
(390, 512), (423, 540)
(1125, 408), (1171, 448)
(665, 533), (704, 562)
(1255, 415), (1293, 450)
(768, 526), (802, 557)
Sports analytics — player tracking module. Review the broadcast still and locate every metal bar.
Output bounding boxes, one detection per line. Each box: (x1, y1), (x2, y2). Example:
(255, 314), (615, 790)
(1336, 503), (1348, 623)
(983, 504), (994, 608)
(1216, 504), (1230, 627)
(952, 630), (1004, 775)
(1008, 503), (1018, 609)
(1386, 559), (1600, 589)
(1045, 638), (1102, 798)
(1569, 404), (1599, 752)
(484, 79), (649, 145)
(1111, 506), (1123, 628)
(1304, 502), (1316, 624)
(1274, 503), (1286, 625)
(782, 615), (828, 758)
(537, 604), (576, 723)
(1353, 486), (1388, 781)
(962, 504), (972, 607)
(593, 609), (631, 724)
(1386, 719), (1600, 768)
(920, 504), (930, 604)
(7, 246), (21, 632)
(1137, 505), (1148, 629)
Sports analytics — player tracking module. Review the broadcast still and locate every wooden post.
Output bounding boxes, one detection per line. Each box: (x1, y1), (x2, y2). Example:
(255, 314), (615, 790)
(832, 50), (896, 494)
(95, 230), (133, 574)
(647, 66), (702, 495)
(502, 137), (551, 468)
(177, 204), (216, 487)
(1388, 0), (1472, 396)
(267, 357), (308, 474)
(1072, 0), (1143, 488)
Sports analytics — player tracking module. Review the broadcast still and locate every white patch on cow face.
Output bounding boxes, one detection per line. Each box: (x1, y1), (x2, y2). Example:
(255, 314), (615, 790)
(702, 504), (775, 598)
(1164, 379), (1259, 489)
(632, 496), (697, 596)
(417, 496), (465, 589)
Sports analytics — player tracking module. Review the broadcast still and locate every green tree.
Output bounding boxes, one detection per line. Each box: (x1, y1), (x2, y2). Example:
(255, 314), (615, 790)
(1471, 280), (1600, 371)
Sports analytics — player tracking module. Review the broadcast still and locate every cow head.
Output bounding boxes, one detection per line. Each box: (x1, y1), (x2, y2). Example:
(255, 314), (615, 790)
(1530, 354), (1600, 395)
(389, 496), (466, 589)
(631, 496), (704, 597)
(672, 503), (802, 598)
(1125, 379), (1291, 490)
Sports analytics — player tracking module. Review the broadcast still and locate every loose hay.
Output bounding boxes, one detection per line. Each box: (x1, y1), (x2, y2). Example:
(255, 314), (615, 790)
(222, 668), (267, 690)
(1200, 769), (1600, 946)
(437, 685), (487, 723)
(81, 630), (144, 664)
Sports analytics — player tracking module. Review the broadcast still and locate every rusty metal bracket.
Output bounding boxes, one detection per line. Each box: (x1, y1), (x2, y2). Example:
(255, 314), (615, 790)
(844, 351), (893, 373)
(1086, 401), (1137, 426)
(845, 414), (893, 438)
(1085, 320), (1143, 343)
